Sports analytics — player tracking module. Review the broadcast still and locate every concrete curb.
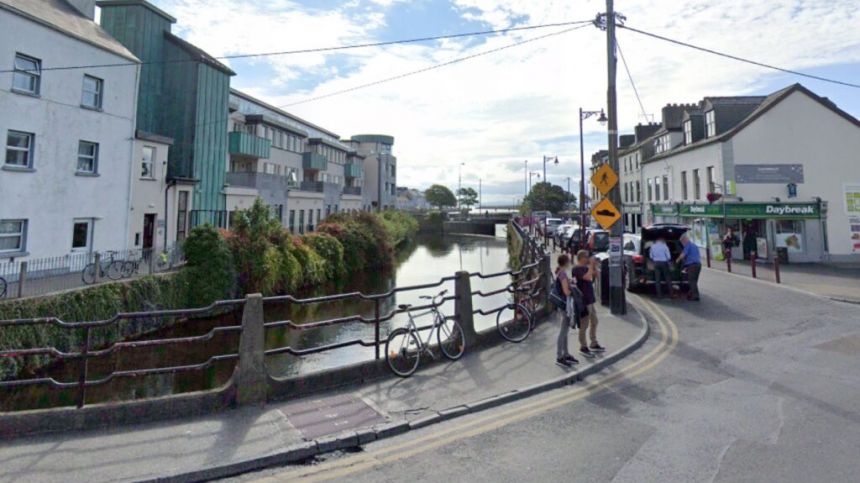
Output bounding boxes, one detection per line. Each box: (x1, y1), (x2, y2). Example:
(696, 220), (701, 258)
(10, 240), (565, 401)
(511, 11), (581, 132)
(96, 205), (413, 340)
(149, 303), (652, 483)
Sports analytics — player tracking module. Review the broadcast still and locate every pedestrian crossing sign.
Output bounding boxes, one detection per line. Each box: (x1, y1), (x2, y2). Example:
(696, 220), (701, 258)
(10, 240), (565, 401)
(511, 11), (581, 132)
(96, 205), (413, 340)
(591, 163), (618, 197)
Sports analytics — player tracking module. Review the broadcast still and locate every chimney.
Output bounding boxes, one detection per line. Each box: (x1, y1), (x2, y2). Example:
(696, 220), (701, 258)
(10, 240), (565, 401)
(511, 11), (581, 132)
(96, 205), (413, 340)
(67, 0), (97, 19)
(619, 134), (636, 148)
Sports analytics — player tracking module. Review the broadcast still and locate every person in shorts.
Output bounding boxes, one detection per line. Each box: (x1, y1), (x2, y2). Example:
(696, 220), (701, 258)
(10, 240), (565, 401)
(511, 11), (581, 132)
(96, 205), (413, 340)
(571, 250), (605, 358)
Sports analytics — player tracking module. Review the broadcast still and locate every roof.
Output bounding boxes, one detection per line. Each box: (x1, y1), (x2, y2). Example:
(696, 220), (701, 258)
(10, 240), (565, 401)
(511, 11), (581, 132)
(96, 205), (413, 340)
(243, 114), (309, 137)
(96, 0), (176, 23)
(645, 83), (860, 164)
(0, 0), (139, 62)
(309, 137), (350, 152)
(351, 134), (395, 145)
(230, 88), (343, 140)
(164, 31), (235, 75)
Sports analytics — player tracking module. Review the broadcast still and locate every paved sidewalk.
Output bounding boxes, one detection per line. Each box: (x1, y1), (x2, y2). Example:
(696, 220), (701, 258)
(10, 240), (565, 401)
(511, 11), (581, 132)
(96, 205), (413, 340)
(0, 305), (645, 483)
(704, 258), (860, 303)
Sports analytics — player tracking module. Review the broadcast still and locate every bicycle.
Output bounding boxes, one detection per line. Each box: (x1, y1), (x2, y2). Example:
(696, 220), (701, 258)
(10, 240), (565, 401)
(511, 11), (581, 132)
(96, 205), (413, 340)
(385, 289), (465, 377)
(82, 251), (123, 284)
(496, 278), (539, 343)
(0, 275), (6, 298)
(120, 250), (142, 278)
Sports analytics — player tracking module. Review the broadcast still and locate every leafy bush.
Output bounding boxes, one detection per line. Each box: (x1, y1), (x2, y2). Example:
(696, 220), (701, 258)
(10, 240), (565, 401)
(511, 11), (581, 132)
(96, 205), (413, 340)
(380, 210), (419, 246)
(290, 238), (327, 287)
(320, 211), (394, 273)
(271, 230), (303, 293)
(181, 224), (235, 306)
(303, 232), (346, 281)
(228, 200), (281, 295)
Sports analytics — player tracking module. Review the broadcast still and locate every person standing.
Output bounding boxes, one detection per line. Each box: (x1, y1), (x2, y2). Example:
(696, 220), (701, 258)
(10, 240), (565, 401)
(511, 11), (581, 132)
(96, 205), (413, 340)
(649, 237), (673, 299)
(572, 250), (604, 358)
(677, 233), (702, 301)
(723, 227), (738, 259)
(554, 254), (579, 367)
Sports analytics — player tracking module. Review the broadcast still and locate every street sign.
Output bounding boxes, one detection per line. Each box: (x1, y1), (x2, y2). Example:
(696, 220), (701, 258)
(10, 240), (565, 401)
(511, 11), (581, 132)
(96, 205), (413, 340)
(591, 163), (618, 196)
(591, 198), (621, 230)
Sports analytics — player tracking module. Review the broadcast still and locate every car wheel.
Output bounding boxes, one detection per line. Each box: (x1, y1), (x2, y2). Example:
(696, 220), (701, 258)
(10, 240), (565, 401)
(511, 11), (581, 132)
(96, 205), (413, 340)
(625, 261), (640, 293)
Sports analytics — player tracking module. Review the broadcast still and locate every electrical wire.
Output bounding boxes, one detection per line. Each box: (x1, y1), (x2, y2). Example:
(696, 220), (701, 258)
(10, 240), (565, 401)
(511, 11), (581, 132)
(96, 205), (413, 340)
(618, 24), (860, 89)
(616, 39), (650, 122)
(281, 24), (590, 107)
(0, 19), (593, 74)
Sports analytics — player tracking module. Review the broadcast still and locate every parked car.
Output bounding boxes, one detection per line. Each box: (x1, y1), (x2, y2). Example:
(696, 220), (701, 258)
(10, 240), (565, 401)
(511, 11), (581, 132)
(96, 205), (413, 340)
(555, 224), (577, 246)
(586, 229), (610, 253)
(626, 224), (690, 292)
(544, 218), (563, 237)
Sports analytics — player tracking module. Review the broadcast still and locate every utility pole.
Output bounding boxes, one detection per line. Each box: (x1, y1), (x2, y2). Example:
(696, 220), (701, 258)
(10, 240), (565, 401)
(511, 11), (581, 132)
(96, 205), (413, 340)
(605, 0), (626, 315)
(524, 160), (528, 195)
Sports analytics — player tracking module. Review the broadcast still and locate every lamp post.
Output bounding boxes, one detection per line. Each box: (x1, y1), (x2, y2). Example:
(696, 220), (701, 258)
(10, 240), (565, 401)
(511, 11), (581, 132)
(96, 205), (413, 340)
(524, 160), (528, 197)
(542, 155), (558, 185)
(528, 171), (541, 192)
(579, 107), (608, 240)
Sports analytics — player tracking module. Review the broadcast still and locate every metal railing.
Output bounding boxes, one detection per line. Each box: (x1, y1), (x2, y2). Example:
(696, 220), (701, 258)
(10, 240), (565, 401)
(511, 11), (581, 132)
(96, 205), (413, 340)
(0, 223), (550, 412)
(0, 244), (184, 300)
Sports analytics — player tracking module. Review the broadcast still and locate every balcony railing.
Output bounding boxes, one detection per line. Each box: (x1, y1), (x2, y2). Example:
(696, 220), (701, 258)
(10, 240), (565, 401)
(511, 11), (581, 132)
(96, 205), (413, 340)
(229, 131), (271, 159)
(299, 180), (324, 192)
(344, 163), (362, 178)
(343, 186), (362, 196)
(226, 171), (298, 192)
(302, 152), (328, 171)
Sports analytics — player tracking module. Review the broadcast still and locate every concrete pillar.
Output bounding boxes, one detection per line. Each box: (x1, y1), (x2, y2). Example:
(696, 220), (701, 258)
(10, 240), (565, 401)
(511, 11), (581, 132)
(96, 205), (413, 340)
(454, 271), (477, 348)
(235, 293), (267, 406)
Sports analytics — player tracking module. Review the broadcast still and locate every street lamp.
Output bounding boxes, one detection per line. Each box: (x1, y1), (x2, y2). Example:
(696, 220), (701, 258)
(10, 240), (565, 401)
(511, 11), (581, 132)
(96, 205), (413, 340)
(528, 171), (541, 192)
(579, 108), (607, 243)
(542, 155), (559, 183)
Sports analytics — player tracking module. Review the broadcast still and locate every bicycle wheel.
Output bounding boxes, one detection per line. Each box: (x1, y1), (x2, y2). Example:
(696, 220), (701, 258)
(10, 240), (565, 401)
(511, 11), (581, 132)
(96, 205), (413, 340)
(496, 303), (532, 343)
(386, 328), (421, 377)
(437, 316), (465, 360)
(0, 277), (6, 298)
(121, 261), (137, 278)
(106, 261), (123, 280)
(81, 264), (97, 284)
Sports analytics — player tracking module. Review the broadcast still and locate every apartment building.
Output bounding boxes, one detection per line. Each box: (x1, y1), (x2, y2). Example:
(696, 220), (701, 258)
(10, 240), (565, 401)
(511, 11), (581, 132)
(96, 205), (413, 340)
(225, 90), (365, 234)
(637, 84), (860, 262)
(347, 135), (397, 211)
(1, 0), (139, 261)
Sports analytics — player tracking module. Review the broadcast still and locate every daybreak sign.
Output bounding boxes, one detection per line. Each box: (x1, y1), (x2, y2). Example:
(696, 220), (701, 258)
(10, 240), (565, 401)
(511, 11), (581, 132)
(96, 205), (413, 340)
(674, 203), (820, 219)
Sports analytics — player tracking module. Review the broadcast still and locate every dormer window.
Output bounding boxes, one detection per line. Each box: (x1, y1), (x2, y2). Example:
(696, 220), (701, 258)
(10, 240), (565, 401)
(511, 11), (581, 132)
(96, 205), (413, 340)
(654, 134), (672, 154)
(684, 120), (693, 144)
(705, 110), (716, 137)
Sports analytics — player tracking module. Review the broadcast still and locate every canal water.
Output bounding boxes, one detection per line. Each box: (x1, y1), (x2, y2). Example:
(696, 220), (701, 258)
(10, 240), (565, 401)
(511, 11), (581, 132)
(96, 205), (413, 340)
(1, 229), (519, 411)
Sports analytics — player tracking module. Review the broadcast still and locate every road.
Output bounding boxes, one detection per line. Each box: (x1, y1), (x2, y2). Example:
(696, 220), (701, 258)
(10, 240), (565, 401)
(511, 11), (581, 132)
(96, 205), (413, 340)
(229, 267), (860, 482)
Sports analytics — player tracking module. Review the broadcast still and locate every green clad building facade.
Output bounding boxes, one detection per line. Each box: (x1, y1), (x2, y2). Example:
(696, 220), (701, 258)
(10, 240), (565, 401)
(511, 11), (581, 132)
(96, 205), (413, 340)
(99, 0), (234, 222)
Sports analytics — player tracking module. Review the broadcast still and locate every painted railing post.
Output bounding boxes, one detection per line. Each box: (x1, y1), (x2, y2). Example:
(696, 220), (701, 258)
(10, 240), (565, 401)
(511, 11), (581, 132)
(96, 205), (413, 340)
(235, 293), (267, 406)
(93, 252), (101, 283)
(454, 271), (477, 348)
(17, 261), (27, 299)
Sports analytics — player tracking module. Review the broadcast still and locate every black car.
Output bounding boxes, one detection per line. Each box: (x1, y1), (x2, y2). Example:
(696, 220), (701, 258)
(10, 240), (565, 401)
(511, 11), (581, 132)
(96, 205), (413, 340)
(626, 224), (690, 292)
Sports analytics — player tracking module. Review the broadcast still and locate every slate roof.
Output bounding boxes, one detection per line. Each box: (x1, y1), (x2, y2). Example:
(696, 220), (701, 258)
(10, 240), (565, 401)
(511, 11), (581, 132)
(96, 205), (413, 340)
(164, 31), (235, 76)
(0, 0), (139, 62)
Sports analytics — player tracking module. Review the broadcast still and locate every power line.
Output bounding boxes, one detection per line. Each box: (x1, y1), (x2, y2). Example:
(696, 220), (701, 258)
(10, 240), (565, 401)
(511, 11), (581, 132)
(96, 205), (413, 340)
(281, 24), (591, 108)
(0, 19), (593, 74)
(615, 39), (650, 122)
(618, 24), (860, 90)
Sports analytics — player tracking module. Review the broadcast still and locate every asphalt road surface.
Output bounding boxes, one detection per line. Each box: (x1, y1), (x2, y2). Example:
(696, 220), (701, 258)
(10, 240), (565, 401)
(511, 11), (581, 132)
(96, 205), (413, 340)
(229, 268), (860, 483)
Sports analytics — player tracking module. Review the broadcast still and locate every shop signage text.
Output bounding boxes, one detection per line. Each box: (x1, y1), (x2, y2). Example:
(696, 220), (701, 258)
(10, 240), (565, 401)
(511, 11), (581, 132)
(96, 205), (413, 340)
(662, 202), (821, 220)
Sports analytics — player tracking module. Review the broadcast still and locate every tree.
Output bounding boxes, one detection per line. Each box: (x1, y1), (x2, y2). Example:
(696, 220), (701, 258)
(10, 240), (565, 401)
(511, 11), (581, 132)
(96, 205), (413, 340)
(424, 184), (457, 209)
(456, 187), (478, 210)
(523, 182), (576, 214)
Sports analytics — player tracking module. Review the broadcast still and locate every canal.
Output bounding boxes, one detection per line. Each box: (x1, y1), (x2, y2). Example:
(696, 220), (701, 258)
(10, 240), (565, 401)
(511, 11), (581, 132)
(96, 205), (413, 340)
(1, 230), (518, 411)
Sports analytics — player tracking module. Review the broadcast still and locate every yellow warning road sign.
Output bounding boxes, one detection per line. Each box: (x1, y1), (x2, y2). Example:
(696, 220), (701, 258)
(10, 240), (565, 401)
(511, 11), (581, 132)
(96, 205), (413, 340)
(591, 198), (621, 230)
(591, 163), (618, 196)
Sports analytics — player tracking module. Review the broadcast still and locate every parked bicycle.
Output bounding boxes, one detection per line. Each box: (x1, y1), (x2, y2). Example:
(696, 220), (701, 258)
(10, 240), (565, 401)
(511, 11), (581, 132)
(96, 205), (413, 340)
(0, 276), (6, 298)
(120, 250), (143, 278)
(385, 289), (465, 377)
(81, 251), (123, 284)
(496, 279), (539, 343)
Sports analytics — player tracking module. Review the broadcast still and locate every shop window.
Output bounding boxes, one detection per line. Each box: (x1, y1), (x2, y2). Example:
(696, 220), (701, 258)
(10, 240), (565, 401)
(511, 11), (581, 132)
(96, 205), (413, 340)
(775, 220), (805, 253)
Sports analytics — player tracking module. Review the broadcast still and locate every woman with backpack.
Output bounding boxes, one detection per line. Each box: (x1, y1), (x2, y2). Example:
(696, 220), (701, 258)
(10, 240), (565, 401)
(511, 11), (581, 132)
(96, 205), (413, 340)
(553, 254), (579, 367)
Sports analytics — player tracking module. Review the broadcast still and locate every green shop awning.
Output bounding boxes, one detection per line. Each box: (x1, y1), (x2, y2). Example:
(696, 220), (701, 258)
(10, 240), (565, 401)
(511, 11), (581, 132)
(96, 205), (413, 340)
(667, 202), (820, 219)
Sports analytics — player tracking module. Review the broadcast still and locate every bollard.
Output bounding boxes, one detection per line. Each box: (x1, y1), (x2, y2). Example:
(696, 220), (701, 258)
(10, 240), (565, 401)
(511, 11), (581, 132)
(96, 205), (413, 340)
(454, 271), (478, 349)
(17, 261), (28, 298)
(706, 246), (711, 268)
(726, 253), (732, 273)
(235, 293), (267, 406)
(93, 252), (101, 283)
(751, 255), (757, 279)
(774, 255), (781, 284)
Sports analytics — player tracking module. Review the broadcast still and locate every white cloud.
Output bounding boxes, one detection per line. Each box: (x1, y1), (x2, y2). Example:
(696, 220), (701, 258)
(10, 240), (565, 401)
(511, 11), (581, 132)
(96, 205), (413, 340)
(160, 0), (860, 204)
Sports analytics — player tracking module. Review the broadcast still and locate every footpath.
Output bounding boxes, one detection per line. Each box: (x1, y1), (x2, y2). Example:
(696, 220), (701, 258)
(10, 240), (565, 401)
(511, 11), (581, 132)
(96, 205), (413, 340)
(0, 302), (646, 483)
(704, 258), (860, 304)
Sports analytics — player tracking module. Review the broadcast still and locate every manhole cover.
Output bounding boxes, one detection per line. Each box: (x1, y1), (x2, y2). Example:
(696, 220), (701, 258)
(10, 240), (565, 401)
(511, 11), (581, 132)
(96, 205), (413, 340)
(281, 394), (386, 440)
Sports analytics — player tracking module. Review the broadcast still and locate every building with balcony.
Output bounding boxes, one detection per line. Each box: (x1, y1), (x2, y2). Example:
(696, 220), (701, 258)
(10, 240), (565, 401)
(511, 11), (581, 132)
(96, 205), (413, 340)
(347, 135), (397, 211)
(1, 0), (140, 261)
(225, 89), (366, 234)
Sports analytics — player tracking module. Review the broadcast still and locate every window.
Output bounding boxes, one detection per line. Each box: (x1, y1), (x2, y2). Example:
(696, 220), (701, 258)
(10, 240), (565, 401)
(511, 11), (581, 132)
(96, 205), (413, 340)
(623, 183), (629, 203)
(0, 219), (26, 253)
(82, 75), (103, 109)
(662, 175), (669, 201)
(288, 210), (296, 232)
(647, 179), (653, 201)
(707, 166), (715, 194)
(177, 191), (189, 241)
(654, 177), (661, 201)
(77, 141), (99, 174)
(5, 130), (34, 168)
(684, 120), (693, 145)
(705, 110), (716, 137)
(693, 169), (701, 200)
(71, 219), (92, 251)
(317, 209), (321, 224)
(681, 171), (688, 200)
(308, 209), (314, 231)
(141, 146), (155, 178)
(299, 210), (305, 234)
(12, 53), (41, 95)
(636, 181), (641, 202)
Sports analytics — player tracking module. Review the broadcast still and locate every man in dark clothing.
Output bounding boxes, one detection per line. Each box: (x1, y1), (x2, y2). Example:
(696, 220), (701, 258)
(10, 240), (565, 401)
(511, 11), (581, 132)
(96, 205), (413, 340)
(677, 233), (702, 301)
(722, 228), (738, 259)
(743, 228), (757, 260)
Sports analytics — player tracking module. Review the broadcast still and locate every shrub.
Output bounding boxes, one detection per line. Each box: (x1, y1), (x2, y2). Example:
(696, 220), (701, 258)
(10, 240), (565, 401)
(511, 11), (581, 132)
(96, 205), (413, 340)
(228, 199), (281, 295)
(303, 232), (346, 281)
(290, 238), (327, 287)
(181, 224), (235, 305)
(320, 211), (394, 273)
(271, 231), (302, 293)
(380, 210), (419, 246)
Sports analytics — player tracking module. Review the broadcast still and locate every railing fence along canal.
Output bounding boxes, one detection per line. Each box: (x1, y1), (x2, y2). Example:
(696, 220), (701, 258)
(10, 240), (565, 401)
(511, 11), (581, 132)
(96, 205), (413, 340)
(0, 222), (549, 436)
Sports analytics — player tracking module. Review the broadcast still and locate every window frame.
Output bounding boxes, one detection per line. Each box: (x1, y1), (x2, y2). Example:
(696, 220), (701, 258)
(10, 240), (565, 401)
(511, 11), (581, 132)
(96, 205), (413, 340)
(12, 53), (41, 95)
(681, 171), (688, 200)
(81, 74), (104, 109)
(141, 146), (156, 179)
(707, 166), (716, 194)
(71, 219), (93, 252)
(76, 140), (99, 174)
(662, 175), (669, 201)
(684, 120), (693, 145)
(693, 169), (701, 200)
(0, 219), (27, 254)
(705, 110), (716, 137)
(5, 130), (35, 168)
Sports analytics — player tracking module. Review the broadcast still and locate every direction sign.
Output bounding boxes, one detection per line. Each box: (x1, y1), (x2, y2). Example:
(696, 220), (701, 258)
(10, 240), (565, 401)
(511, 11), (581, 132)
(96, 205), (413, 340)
(591, 197), (621, 230)
(591, 163), (618, 196)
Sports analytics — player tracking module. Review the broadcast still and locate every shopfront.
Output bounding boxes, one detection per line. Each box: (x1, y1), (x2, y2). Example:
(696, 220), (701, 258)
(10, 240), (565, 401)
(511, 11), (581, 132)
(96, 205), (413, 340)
(651, 202), (824, 263)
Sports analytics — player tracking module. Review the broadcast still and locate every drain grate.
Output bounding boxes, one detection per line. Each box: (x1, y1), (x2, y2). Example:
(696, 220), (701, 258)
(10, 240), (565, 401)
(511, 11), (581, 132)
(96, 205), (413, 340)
(281, 394), (386, 440)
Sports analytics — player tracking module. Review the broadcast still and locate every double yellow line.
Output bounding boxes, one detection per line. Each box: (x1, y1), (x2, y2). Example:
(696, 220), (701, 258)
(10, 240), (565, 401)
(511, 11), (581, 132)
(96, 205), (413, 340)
(256, 296), (679, 482)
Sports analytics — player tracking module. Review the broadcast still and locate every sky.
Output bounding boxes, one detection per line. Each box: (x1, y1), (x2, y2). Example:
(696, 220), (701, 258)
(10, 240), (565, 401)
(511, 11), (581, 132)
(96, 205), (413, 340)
(139, 0), (860, 205)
